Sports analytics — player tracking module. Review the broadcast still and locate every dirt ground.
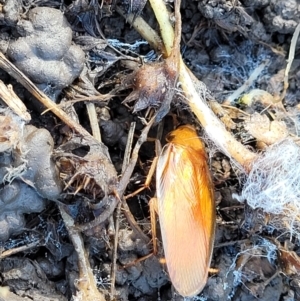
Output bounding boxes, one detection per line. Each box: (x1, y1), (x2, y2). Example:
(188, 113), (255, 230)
(0, 0), (300, 300)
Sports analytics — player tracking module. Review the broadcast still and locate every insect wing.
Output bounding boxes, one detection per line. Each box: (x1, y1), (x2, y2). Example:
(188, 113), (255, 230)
(156, 143), (215, 297)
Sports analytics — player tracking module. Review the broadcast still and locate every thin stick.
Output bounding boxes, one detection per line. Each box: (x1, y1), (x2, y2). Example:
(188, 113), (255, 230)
(169, 0), (257, 169)
(225, 60), (269, 104)
(115, 6), (166, 56)
(148, 0), (174, 57)
(118, 117), (155, 196)
(42, 94), (113, 114)
(86, 102), (102, 142)
(149, 197), (158, 254)
(122, 122), (136, 174)
(117, 117), (157, 243)
(0, 80), (31, 121)
(0, 239), (42, 259)
(180, 62), (257, 169)
(59, 205), (105, 301)
(110, 203), (121, 300)
(280, 23), (300, 102)
(0, 52), (95, 141)
(110, 122), (136, 299)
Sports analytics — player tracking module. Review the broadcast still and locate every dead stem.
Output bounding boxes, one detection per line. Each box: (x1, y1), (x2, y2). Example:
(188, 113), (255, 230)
(118, 117), (155, 196)
(42, 94), (113, 115)
(122, 122), (136, 174)
(59, 205), (106, 301)
(110, 201), (121, 300)
(0, 52), (96, 142)
(115, 6), (165, 56)
(117, 0), (258, 170)
(225, 60), (270, 104)
(86, 102), (101, 142)
(280, 23), (300, 102)
(0, 80), (31, 121)
(148, 0), (174, 57)
(110, 122), (136, 299)
(0, 239), (42, 259)
(117, 117), (157, 243)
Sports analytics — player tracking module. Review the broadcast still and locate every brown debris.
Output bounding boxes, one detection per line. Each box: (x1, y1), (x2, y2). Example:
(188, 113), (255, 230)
(0, 115), (21, 152)
(55, 137), (118, 199)
(244, 113), (289, 149)
(123, 61), (177, 115)
(278, 243), (300, 276)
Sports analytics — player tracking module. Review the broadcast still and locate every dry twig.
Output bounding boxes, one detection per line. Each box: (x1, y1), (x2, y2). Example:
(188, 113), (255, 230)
(0, 52), (95, 141)
(0, 239), (42, 259)
(280, 23), (300, 102)
(110, 122), (136, 299)
(59, 205), (106, 301)
(0, 80), (31, 121)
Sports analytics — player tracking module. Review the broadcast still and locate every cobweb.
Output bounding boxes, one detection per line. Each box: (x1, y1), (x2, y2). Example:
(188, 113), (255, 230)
(238, 139), (300, 238)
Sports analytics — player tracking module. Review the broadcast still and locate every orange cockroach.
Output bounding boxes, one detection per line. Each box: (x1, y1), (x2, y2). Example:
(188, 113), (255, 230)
(155, 125), (216, 297)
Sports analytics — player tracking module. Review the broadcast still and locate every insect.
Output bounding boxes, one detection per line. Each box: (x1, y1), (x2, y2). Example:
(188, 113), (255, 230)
(155, 125), (216, 297)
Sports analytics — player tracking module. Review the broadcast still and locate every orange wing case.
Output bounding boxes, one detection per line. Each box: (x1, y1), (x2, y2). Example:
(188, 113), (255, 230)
(156, 125), (215, 297)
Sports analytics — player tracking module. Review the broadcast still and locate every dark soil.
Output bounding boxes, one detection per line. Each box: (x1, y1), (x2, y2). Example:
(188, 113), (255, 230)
(0, 0), (300, 300)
